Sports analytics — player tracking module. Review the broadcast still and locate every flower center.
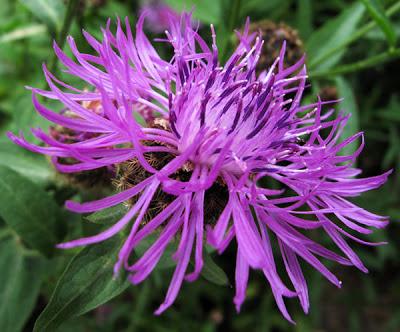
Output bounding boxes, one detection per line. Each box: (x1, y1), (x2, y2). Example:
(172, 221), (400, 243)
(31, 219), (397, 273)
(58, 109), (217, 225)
(113, 119), (229, 225)
(248, 20), (303, 73)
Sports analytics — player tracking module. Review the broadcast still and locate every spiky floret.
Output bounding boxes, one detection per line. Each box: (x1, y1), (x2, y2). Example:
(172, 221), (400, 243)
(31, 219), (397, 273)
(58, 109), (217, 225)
(49, 99), (113, 189)
(140, 0), (182, 33)
(248, 20), (304, 73)
(8, 12), (390, 320)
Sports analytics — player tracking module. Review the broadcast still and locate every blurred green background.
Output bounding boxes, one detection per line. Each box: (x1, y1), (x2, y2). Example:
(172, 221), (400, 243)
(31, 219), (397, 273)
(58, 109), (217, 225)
(0, 0), (399, 331)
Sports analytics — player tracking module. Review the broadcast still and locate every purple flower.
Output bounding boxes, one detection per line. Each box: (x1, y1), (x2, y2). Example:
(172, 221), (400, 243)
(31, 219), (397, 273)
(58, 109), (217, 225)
(140, 1), (182, 33)
(8, 12), (390, 320)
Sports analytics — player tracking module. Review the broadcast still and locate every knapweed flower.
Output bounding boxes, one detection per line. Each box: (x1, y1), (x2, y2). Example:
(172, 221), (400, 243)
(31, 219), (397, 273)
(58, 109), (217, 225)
(48, 99), (113, 188)
(140, 0), (181, 33)
(248, 20), (303, 74)
(8, 12), (390, 320)
(319, 85), (339, 102)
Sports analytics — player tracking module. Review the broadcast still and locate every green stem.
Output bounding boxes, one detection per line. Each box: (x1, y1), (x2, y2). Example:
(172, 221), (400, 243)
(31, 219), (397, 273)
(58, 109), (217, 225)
(309, 1), (400, 69)
(50, 0), (80, 73)
(309, 48), (400, 78)
(221, 0), (242, 62)
(0, 228), (13, 241)
(228, 0), (242, 33)
(21, 248), (42, 258)
(0, 229), (41, 258)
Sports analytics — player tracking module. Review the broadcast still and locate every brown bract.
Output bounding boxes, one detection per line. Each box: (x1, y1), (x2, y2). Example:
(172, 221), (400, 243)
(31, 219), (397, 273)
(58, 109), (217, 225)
(248, 20), (304, 74)
(319, 85), (339, 102)
(49, 101), (112, 190)
(113, 119), (229, 225)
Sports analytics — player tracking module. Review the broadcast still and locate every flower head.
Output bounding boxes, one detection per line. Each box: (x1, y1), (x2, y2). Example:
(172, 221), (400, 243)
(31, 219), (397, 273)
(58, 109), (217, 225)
(8, 12), (390, 320)
(140, 0), (182, 33)
(49, 98), (114, 188)
(248, 20), (304, 74)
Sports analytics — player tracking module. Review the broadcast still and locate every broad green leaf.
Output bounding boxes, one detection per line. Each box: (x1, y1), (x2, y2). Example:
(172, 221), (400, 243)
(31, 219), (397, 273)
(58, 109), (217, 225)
(33, 237), (129, 332)
(360, 0), (397, 48)
(307, 3), (365, 70)
(56, 320), (87, 332)
(0, 232), (44, 332)
(85, 204), (128, 225)
(19, 0), (65, 36)
(164, 0), (222, 24)
(0, 166), (62, 256)
(0, 138), (53, 184)
(335, 77), (360, 157)
(200, 250), (229, 286)
(0, 24), (46, 44)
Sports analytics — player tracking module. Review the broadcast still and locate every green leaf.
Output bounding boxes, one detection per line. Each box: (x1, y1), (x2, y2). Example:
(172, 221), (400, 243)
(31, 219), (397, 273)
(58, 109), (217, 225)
(366, 25), (400, 41)
(0, 232), (44, 332)
(33, 237), (129, 332)
(164, 0), (222, 24)
(241, 0), (285, 14)
(56, 320), (88, 332)
(360, 0), (397, 48)
(378, 96), (400, 121)
(335, 77), (360, 157)
(136, 234), (228, 284)
(0, 24), (46, 44)
(307, 3), (365, 70)
(5, 90), (51, 143)
(382, 125), (399, 168)
(0, 166), (62, 256)
(201, 250), (229, 286)
(135, 232), (177, 269)
(379, 111), (400, 122)
(85, 204), (128, 225)
(19, 0), (65, 36)
(0, 138), (53, 184)
(296, 0), (313, 39)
